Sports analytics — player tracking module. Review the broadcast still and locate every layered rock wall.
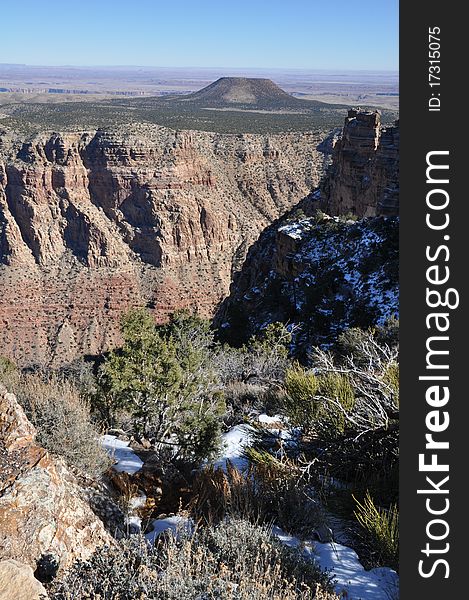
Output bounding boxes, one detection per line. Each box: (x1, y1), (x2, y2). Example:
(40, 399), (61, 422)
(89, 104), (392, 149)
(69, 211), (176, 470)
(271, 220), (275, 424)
(320, 109), (399, 217)
(0, 126), (324, 366)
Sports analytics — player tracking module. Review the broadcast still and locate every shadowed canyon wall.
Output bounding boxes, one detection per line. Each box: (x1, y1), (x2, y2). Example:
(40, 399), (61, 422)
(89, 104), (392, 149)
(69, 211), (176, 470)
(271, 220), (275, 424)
(215, 109), (399, 352)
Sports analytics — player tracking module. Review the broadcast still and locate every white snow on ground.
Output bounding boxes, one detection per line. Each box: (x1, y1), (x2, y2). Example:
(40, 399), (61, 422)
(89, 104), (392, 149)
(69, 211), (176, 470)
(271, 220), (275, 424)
(273, 527), (398, 600)
(102, 426), (399, 599)
(129, 492), (147, 511)
(278, 222), (304, 240)
(101, 434), (143, 474)
(145, 516), (193, 544)
(257, 414), (292, 443)
(126, 514), (143, 533)
(278, 218), (315, 240)
(213, 424), (255, 471)
(101, 435), (146, 531)
(212, 426), (399, 600)
(258, 413), (285, 425)
(125, 492), (147, 532)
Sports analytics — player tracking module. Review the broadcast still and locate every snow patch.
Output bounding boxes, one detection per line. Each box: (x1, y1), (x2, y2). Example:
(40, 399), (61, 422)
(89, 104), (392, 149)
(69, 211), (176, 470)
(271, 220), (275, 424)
(258, 413), (285, 425)
(145, 516), (193, 544)
(213, 424), (254, 471)
(278, 218), (314, 240)
(129, 492), (147, 511)
(126, 514), (143, 533)
(273, 526), (398, 600)
(101, 434), (143, 475)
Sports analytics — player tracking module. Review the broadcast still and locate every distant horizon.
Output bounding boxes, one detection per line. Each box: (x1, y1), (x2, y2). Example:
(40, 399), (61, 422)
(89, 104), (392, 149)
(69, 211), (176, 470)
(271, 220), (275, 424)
(0, 63), (398, 73)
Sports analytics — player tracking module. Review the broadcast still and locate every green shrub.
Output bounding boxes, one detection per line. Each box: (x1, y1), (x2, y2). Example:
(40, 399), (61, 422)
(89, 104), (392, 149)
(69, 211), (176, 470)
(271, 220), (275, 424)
(336, 327), (374, 366)
(316, 372), (355, 434)
(97, 309), (224, 462)
(283, 367), (354, 436)
(353, 491), (399, 570)
(284, 366), (319, 433)
(340, 211), (359, 222)
(175, 391), (226, 461)
(336, 322), (399, 367)
(375, 316), (400, 348)
(249, 322), (292, 359)
(96, 308), (182, 428)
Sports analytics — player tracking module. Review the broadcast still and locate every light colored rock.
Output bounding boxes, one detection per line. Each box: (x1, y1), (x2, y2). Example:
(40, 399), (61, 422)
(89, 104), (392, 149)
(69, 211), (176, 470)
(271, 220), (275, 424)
(0, 385), (36, 451)
(0, 560), (49, 600)
(0, 388), (114, 572)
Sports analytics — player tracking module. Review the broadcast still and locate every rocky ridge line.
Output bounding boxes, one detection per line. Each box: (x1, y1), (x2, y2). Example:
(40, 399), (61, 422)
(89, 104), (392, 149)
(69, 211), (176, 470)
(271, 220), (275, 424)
(0, 385), (113, 576)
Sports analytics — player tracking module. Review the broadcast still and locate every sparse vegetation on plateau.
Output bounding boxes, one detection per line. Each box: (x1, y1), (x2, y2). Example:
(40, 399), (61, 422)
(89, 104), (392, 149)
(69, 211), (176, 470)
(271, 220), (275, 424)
(0, 91), (351, 135)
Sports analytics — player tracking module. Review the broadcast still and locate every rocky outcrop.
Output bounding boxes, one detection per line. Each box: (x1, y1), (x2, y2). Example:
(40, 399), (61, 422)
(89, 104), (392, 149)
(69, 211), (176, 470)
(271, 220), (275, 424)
(0, 386), (113, 573)
(213, 108), (400, 352)
(0, 125), (324, 366)
(320, 109), (399, 217)
(216, 211), (399, 355)
(0, 560), (49, 600)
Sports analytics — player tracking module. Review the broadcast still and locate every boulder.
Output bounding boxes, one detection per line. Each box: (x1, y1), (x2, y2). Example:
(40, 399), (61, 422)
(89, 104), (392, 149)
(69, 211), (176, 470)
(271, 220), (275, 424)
(0, 388), (36, 451)
(0, 560), (49, 600)
(0, 386), (113, 573)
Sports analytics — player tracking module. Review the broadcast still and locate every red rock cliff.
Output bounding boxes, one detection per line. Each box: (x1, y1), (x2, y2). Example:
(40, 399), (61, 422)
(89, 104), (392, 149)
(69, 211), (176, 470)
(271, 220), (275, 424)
(0, 125), (324, 366)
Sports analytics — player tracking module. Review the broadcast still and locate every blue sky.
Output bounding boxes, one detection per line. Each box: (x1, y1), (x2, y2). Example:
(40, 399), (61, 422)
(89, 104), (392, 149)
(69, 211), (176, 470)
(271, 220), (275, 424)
(1, 0), (398, 70)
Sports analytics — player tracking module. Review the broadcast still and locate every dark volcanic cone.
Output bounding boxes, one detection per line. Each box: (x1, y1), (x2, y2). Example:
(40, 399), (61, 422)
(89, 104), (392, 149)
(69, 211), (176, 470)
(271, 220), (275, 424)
(180, 77), (302, 110)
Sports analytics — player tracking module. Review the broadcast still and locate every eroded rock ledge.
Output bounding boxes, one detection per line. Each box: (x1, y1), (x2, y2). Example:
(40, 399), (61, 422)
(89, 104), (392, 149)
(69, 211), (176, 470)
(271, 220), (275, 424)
(0, 385), (113, 574)
(320, 109), (399, 217)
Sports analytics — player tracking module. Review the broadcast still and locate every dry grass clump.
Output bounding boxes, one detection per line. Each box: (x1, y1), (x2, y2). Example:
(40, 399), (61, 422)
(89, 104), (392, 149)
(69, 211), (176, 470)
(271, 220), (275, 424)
(0, 355), (20, 389)
(353, 491), (399, 571)
(191, 455), (324, 538)
(191, 461), (261, 523)
(12, 373), (111, 477)
(50, 518), (338, 600)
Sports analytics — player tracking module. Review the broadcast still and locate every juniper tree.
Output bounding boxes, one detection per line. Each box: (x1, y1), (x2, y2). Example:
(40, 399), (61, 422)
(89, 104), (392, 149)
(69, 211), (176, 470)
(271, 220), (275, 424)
(98, 309), (224, 460)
